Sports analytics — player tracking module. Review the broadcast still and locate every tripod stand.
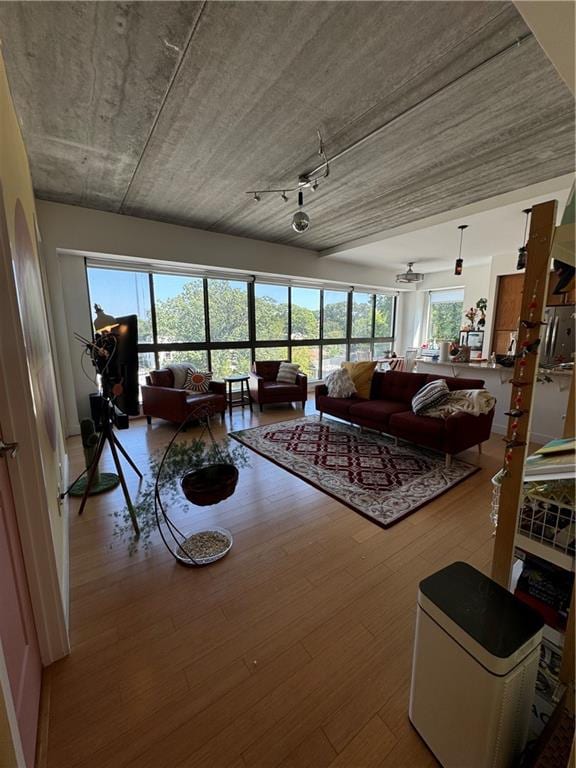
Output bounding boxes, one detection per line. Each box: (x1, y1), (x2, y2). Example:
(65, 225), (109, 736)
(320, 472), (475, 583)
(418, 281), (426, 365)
(78, 397), (142, 535)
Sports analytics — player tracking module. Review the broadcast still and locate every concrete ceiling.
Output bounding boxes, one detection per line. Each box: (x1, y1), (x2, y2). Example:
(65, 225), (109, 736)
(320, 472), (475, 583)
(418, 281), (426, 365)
(0, 1), (574, 253)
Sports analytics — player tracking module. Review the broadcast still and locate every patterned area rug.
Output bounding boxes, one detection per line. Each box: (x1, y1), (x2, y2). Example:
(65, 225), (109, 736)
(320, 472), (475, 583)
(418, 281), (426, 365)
(230, 416), (479, 528)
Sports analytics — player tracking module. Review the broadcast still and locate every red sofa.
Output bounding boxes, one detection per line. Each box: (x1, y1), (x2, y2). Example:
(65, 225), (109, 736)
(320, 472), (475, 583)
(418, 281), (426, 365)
(141, 368), (226, 425)
(249, 361), (308, 412)
(315, 370), (494, 466)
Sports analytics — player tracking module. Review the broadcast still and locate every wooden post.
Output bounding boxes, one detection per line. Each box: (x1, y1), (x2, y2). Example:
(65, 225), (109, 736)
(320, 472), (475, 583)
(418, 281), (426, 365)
(491, 199), (557, 588)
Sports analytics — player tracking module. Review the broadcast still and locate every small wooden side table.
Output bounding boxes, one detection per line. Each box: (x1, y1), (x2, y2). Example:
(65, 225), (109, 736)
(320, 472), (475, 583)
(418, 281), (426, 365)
(224, 375), (253, 417)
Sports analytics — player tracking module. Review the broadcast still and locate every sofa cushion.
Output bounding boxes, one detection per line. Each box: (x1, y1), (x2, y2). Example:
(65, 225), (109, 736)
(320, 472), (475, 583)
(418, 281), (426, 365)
(325, 368), (356, 398)
(149, 369), (174, 388)
(348, 400), (409, 426)
(412, 379), (450, 415)
(317, 394), (366, 418)
(370, 371), (428, 404)
(388, 411), (446, 440)
(425, 374), (485, 391)
(341, 361), (377, 398)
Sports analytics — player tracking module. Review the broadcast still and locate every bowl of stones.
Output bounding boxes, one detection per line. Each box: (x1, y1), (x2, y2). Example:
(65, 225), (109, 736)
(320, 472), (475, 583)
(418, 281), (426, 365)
(177, 526), (233, 565)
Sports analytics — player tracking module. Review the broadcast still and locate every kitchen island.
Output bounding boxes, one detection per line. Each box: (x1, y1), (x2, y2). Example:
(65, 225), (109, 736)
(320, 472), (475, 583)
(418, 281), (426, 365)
(415, 360), (572, 444)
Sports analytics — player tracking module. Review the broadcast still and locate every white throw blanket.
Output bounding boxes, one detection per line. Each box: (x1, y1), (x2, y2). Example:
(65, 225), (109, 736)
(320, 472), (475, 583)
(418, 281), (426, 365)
(424, 389), (496, 418)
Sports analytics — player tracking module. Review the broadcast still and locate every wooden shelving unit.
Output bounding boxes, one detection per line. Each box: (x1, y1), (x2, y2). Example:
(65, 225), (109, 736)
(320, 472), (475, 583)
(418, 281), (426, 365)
(491, 198), (575, 760)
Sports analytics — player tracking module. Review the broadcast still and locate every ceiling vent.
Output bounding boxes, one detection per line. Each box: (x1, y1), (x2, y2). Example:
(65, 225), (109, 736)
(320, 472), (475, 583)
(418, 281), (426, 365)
(396, 263), (424, 284)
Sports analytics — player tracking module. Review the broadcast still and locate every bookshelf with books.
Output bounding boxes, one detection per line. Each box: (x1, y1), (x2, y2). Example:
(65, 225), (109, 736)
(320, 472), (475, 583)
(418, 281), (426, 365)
(512, 422), (575, 746)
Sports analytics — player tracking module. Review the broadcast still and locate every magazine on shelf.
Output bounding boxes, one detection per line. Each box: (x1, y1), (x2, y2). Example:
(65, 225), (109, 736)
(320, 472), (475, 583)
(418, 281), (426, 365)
(524, 440), (575, 480)
(535, 438), (576, 456)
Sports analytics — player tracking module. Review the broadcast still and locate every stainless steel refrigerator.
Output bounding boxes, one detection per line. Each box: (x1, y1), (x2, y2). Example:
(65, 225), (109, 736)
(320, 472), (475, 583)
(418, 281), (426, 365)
(542, 306), (575, 366)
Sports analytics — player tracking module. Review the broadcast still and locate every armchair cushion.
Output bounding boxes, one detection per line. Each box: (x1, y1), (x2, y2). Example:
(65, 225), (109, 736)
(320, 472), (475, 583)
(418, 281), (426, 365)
(149, 369), (174, 388)
(167, 362), (196, 389)
(276, 361), (300, 384)
(253, 361), (281, 382)
(184, 369), (212, 393)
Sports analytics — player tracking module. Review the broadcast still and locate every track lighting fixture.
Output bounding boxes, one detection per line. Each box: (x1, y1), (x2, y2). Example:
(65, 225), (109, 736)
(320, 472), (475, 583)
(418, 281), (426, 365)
(516, 208), (532, 270)
(292, 190), (310, 233)
(246, 129), (329, 232)
(454, 224), (468, 276)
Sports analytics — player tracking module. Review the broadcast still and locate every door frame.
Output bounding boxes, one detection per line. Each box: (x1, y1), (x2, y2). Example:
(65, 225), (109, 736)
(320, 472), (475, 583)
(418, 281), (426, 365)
(0, 219), (69, 667)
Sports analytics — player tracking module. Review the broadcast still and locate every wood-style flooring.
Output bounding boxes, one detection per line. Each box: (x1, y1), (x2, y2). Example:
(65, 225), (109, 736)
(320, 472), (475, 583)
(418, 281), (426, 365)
(43, 403), (501, 768)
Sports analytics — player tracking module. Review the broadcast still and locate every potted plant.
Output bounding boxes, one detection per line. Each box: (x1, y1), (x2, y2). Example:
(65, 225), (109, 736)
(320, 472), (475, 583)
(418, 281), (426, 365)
(476, 297), (488, 328)
(114, 430), (249, 555)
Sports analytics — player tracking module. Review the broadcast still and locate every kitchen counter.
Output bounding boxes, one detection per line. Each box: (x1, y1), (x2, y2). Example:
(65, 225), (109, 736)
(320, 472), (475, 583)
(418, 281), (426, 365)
(415, 360), (572, 443)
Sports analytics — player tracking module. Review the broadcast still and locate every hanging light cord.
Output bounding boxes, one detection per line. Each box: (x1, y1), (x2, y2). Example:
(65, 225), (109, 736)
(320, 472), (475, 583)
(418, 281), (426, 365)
(458, 225), (467, 258)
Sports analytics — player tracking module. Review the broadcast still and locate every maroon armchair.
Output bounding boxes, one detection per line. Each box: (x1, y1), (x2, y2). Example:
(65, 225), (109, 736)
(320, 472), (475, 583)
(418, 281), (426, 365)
(141, 369), (226, 425)
(249, 361), (308, 412)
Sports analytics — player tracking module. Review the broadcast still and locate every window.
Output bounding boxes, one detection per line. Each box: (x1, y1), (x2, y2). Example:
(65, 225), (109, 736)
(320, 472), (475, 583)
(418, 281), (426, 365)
(374, 294), (394, 338)
(157, 350), (208, 372)
(153, 274), (205, 343)
(210, 348), (252, 379)
(255, 284), (288, 341)
(85, 264), (396, 388)
(323, 290), (348, 339)
(291, 287), (320, 340)
(292, 345), (320, 379)
(207, 279), (249, 341)
(254, 346), (289, 362)
(322, 344), (347, 374)
(86, 267), (152, 343)
(350, 342), (372, 362)
(428, 289), (465, 342)
(351, 292), (373, 338)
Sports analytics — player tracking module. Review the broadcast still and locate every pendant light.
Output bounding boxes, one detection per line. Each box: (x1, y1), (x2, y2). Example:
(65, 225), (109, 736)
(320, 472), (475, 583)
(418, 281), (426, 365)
(516, 208), (532, 270)
(292, 189), (310, 233)
(454, 224), (468, 275)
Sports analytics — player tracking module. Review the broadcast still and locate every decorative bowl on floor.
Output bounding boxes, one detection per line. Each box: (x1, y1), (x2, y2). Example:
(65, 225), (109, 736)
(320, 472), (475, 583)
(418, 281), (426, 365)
(181, 463), (239, 506)
(178, 526), (233, 565)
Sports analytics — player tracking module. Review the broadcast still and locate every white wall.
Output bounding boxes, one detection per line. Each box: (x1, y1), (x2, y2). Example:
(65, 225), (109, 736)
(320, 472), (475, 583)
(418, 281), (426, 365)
(37, 201), (402, 434)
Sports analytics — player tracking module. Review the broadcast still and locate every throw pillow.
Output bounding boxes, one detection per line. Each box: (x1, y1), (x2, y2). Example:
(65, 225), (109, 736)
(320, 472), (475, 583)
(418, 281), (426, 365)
(184, 369), (212, 394)
(168, 363), (196, 389)
(341, 361), (377, 399)
(325, 368), (356, 398)
(276, 362), (300, 384)
(412, 379), (450, 415)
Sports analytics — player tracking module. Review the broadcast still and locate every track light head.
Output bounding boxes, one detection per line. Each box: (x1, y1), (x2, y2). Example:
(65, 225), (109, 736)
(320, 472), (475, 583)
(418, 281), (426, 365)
(253, 192), (261, 202)
(281, 191), (288, 202)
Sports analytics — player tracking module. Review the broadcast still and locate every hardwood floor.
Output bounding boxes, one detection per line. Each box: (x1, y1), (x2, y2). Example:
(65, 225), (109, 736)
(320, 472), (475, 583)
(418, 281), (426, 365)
(44, 403), (501, 767)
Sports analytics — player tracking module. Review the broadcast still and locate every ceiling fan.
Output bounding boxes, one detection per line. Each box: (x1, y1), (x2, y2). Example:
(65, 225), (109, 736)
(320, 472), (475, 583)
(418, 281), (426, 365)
(396, 263), (424, 284)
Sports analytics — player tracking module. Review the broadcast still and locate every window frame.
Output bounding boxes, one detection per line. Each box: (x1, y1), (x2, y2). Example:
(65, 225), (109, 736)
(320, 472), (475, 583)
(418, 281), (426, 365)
(427, 288), (465, 343)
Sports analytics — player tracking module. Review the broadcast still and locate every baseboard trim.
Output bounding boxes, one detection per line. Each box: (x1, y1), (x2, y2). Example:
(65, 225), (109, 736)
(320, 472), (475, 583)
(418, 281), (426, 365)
(35, 666), (53, 768)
